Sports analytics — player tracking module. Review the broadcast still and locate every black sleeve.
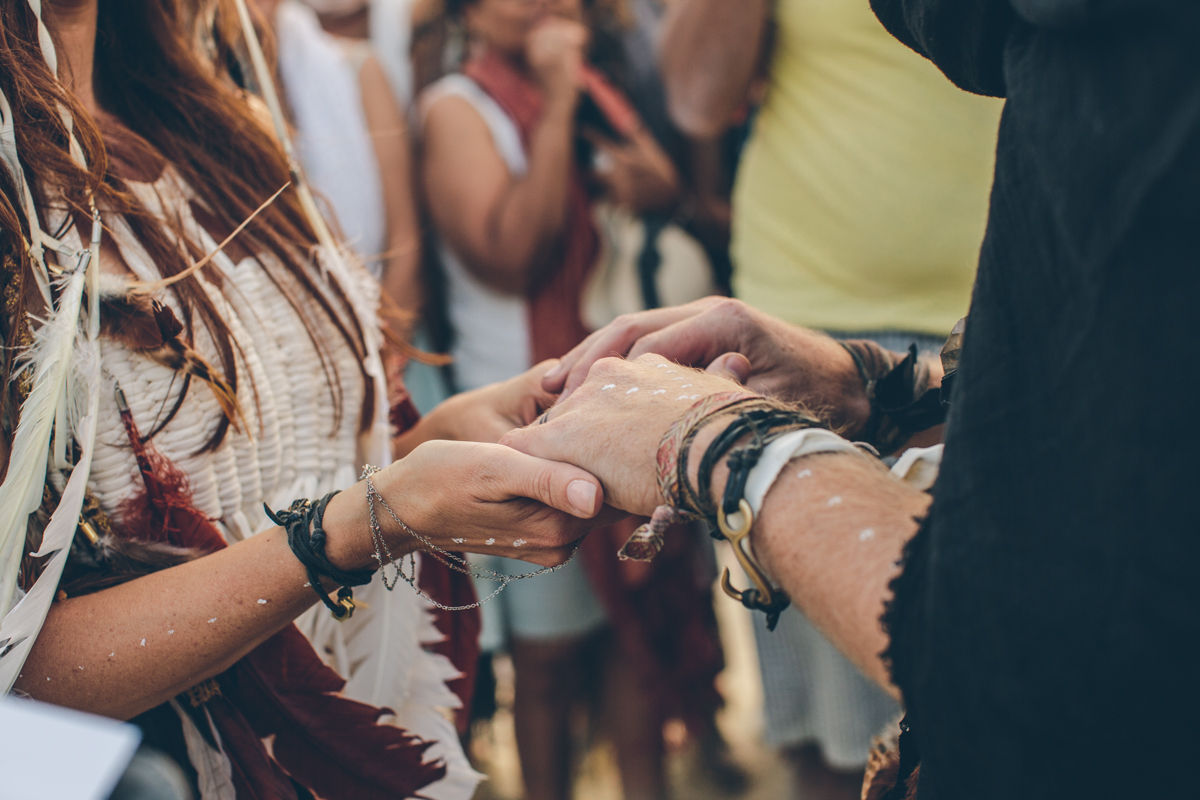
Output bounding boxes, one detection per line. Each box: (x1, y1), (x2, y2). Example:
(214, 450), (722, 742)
(870, 0), (1018, 98)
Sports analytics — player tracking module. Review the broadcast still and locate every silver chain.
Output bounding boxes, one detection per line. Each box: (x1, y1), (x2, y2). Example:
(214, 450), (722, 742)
(360, 465), (579, 611)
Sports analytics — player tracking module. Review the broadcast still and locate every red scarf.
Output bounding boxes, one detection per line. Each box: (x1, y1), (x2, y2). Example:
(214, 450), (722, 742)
(463, 50), (635, 363)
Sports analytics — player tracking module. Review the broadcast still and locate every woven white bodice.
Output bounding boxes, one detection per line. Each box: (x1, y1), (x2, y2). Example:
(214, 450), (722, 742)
(86, 172), (479, 800)
(90, 174), (370, 539)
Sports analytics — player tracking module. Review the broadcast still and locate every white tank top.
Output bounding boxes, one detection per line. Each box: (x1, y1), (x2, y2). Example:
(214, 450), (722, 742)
(419, 75), (531, 390)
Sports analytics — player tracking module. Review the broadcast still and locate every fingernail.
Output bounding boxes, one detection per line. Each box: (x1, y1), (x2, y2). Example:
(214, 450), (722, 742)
(545, 363), (563, 379)
(567, 480), (597, 515)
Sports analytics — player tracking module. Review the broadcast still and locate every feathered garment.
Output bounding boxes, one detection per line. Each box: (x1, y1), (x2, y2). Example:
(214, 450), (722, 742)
(54, 164), (477, 798)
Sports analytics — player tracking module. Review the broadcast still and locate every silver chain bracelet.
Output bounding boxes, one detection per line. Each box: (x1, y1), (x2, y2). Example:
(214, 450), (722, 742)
(360, 465), (580, 611)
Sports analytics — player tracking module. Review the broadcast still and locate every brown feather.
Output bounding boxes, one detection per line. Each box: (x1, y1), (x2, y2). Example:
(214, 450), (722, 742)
(101, 294), (246, 432)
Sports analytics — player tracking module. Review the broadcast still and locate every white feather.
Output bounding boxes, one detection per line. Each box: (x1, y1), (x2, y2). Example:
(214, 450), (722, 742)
(0, 211), (102, 692)
(0, 268), (87, 622)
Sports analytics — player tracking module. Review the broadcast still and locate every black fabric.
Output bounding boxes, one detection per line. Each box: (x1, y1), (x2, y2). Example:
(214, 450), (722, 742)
(874, 2), (1200, 798)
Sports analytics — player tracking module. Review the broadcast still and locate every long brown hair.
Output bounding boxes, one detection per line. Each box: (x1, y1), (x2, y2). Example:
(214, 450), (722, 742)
(0, 0), (372, 452)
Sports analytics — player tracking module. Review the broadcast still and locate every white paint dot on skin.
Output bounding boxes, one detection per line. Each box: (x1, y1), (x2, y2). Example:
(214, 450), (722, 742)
(208, 618), (218, 624)
(797, 469), (813, 479)
(303, 582), (311, 588)
(681, 384), (692, 389)
(678, 395), (691, 400)
(140, 638), (146, 647)
(513, 539), (527, 547)
(859, 528), (875, 542)
(168, 630), (175, 635)
(828, 496), (843, 506)
(666, 370), (677, 374)
(452, 538), (465, 544)
(109, 653), (115, 658)
(652, 389), (666, 395)
(78, 666), (83, 670)
(601, 384), (616, 391)
(47, 677), (50, 681)
(257, 599), (267, 605)
(486, 538), (495, 546)
(656, 364), (668, 368)
(626, 387), (640, 394)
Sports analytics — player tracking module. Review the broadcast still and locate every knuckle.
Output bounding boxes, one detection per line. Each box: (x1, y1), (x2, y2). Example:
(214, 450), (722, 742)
(711, 297), (748, 320)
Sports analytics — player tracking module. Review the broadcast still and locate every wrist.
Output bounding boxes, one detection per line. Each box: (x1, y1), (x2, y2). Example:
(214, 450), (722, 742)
(321, 466), (415, 573)
(542, 87), (580, 119)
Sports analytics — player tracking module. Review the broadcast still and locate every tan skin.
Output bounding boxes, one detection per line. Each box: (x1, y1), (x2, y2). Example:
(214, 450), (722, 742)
(421, 0), (678, 295)
(659, 0), (771, 138)
(526, 300), (948, 690)
(7, 0), (611, 720)
(507, 352), (932, 698)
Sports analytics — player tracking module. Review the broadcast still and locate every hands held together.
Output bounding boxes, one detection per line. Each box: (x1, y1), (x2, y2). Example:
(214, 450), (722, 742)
(370, 296), (921, 572)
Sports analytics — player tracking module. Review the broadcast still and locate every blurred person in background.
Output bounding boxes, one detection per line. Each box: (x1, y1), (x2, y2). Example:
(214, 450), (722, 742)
(660, 1), (1002, 797)
(418, 2), (727, 799)
(294, 0), (461, 416)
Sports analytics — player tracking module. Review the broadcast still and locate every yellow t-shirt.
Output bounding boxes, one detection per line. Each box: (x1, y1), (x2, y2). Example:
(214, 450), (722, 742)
(731, 0), (1003, 335)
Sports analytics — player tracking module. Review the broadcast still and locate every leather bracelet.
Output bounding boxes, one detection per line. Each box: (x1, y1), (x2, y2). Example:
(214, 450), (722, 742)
(840, 340), (946, 454)
(266, 492), (375, 620)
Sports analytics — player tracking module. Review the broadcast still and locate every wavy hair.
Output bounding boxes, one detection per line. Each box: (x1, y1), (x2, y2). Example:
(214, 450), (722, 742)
(0, 0), (372, 453)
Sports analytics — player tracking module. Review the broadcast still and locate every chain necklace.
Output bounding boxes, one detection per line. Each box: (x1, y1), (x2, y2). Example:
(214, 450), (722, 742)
(360, 465), (579, 611)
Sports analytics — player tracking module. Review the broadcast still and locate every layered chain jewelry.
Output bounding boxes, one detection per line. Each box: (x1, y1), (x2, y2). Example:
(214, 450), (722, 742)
(360, 465), (579, 611)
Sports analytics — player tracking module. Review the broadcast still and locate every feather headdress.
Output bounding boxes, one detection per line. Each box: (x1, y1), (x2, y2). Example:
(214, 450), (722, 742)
(0, 0), (104, 693)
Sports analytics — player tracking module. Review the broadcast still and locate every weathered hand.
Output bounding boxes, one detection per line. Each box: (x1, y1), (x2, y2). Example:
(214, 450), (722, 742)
(330, 439), (615, 570)
(503, 354), (749, 516)
(541, 297), (870, 435)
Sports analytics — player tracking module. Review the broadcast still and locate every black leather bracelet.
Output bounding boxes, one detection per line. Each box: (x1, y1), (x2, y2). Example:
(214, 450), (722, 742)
(695, 407), (825, 523)
(265, 492), (375, 620)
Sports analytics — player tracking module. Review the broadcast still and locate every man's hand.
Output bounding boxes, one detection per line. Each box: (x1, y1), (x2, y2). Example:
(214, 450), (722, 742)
(505, 354), (747, 516)
(541, 297), (871, 435)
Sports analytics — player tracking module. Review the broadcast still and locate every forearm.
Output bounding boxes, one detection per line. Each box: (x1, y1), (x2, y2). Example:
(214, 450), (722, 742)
(381, 229), (421, 317)
(704, 444), (928, 695)
(17, 527), (318, 719)
(479, 97), (577, 292)
(15, 477), (412, 719)
(660, 0), (770, 137)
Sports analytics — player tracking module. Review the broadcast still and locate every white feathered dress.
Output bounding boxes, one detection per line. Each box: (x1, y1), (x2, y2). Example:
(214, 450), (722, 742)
(87, 169), (478, 799)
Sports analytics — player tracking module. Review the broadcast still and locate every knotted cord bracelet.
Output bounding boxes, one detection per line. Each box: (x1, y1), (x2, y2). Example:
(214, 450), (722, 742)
(617, 391), (758, 562)
(265, 492), (376, 620)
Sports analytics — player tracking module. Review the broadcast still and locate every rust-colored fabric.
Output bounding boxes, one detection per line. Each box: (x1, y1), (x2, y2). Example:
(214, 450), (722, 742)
(462, 49), (603, 365)
(465, 49), (725, 735)
(117, 407), (446, 799)
(579, 518), (725, 733)
(388, 374), (482, 734)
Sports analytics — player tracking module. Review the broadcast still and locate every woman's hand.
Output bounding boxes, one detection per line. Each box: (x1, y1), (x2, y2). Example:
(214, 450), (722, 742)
(327, 439), (613, 569)
(541, 297), (872, 435)
(502, 354), (748, 516)
(587, 127), (681, 214)
(526, 17), (588, 104)
(395, 361), (560, 456)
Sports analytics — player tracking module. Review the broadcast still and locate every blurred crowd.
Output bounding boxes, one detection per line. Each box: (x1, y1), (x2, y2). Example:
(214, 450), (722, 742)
(9, 0), (1194, 798)
(256, 0), (997, 798)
